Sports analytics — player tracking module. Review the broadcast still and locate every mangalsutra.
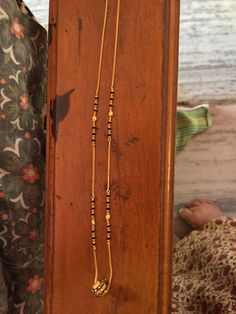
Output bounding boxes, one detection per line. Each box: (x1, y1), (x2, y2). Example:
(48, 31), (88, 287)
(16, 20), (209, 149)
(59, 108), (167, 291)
(90, 0), (121, 297)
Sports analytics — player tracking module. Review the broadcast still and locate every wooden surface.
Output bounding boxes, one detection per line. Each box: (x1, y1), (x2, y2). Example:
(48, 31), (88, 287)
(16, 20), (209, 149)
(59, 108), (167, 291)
(45, 0), (179, 313)
(178, 0), (236, 103)
(160, 0), (179, 311)
(174, 104), (236, 237)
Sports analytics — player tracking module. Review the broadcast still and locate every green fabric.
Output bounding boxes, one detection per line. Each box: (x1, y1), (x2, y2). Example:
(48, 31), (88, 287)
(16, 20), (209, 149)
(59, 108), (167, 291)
(0, 1), (47, 313)
(176, 106), (212, 154)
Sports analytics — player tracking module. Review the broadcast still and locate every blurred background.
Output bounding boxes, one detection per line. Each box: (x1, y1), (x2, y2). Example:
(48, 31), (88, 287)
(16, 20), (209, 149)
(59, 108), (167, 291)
(178, 0), (236, 104)
(27, 0), (236, 103)
(174, 0), (236, 238)
(27, 0), (49, 26)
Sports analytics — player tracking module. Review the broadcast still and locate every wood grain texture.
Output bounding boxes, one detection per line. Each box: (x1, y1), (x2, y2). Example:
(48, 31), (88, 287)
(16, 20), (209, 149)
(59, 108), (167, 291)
(45, 0), (179, 313)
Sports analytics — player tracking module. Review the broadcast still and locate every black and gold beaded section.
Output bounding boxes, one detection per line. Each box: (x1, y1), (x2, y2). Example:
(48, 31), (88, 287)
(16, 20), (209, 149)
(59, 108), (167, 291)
(92, 280), (108, 297)
(106, 190), (111, 242)
(107, 90), (115, 139)
(91, 95), (99, 248)
(91, 195), (96, 246)
(105, 89), (114, 243)
(92, 96), (99, 144)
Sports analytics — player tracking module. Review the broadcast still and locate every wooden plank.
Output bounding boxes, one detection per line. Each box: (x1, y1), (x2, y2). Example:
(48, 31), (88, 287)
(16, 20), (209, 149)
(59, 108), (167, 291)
(45, 0), (179, 313)
(159, 0), (180, 312)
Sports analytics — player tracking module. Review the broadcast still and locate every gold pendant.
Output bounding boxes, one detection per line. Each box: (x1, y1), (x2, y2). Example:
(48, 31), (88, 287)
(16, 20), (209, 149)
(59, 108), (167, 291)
(92, 279), (109, 297)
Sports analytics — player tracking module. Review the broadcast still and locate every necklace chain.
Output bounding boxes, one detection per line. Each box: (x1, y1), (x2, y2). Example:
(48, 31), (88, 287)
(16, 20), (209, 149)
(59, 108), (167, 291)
(90, 0), (121, 297)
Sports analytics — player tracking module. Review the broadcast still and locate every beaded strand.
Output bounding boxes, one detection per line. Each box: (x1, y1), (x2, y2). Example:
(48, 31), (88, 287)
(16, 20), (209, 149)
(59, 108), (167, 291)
(90, 0), (121, 297)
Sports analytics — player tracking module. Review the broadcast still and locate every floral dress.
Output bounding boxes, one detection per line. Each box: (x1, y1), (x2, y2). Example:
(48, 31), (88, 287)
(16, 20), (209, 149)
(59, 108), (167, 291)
(0, 0), (47, 312)
(172, 217), (236, 314)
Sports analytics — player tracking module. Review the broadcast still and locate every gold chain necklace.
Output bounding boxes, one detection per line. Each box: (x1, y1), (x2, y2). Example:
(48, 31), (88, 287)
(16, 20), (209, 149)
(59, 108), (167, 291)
(90, 0), (121, 297)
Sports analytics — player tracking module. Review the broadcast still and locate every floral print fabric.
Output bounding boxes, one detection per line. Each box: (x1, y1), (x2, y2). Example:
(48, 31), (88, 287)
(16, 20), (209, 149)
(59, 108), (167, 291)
(172, 217), (236, 314)
(0, 261), (7, 313)
(0, 0), (47, 312)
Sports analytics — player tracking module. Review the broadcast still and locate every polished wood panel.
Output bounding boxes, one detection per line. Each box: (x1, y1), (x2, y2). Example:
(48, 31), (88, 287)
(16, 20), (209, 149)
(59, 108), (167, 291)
(45, 0), (179, 313)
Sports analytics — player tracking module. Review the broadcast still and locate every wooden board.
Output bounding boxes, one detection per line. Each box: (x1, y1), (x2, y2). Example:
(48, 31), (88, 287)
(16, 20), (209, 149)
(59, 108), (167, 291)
(45, 0), (179, 313)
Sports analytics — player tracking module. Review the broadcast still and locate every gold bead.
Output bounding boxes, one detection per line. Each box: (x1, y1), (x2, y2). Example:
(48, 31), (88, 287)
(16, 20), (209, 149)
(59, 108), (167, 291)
(92, 279), (108, 297)
(109, 111), (113, 117)
(92, 115), (97, 122)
